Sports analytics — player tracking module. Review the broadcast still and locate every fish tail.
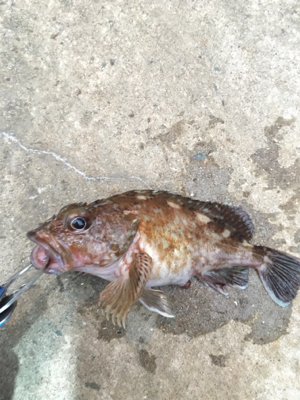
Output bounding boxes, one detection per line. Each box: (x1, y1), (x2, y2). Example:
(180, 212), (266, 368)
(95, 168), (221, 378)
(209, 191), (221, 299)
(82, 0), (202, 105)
(255, 245), (300, 307)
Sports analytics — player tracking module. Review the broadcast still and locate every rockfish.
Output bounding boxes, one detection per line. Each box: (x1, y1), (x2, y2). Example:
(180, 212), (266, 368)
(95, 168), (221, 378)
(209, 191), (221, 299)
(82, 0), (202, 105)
(27, 190), (300, 327)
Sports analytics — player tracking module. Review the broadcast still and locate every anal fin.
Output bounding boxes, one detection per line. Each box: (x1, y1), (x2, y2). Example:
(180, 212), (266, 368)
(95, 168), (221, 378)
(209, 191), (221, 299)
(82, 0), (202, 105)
(99, 252), (152, 327)
(196, 265), (249, 295)
(139, 289), (175, 318)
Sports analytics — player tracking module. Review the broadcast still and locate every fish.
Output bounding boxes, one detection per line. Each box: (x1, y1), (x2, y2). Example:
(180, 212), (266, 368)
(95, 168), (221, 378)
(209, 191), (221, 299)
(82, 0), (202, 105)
(27, 190), (300, 327)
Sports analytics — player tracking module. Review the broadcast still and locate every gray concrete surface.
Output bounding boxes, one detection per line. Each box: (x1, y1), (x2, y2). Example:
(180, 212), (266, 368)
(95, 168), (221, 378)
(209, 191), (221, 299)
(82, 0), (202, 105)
(1, 0), (300, 399)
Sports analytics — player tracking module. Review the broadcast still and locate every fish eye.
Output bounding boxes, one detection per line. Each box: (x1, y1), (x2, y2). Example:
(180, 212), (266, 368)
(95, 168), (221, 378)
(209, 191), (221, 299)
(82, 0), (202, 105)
(70, 217), (86, 231)
(64, 206), (93, 233)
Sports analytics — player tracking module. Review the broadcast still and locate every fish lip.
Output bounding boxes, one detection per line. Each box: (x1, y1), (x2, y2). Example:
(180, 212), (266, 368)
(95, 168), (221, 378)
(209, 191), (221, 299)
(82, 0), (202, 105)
(27, 230), (70, 273)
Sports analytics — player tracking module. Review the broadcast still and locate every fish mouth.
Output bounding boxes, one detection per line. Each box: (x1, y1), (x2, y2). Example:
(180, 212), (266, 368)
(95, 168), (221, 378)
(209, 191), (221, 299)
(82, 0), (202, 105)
(27, 230), (72, 275)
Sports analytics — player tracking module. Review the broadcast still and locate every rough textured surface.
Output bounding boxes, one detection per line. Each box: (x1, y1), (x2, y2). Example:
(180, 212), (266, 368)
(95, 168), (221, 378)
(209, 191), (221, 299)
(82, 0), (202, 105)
(1, 0), (300, 399)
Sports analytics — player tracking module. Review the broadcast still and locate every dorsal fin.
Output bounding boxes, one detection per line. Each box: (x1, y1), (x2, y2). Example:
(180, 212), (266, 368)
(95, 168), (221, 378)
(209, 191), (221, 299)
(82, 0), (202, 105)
(197, 201), (254, 240)
(154, 191), (254, 241)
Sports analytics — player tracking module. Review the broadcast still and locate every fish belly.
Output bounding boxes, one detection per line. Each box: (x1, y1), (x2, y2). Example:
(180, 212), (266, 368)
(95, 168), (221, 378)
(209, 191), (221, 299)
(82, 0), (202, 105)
(140, 240), (194, 288)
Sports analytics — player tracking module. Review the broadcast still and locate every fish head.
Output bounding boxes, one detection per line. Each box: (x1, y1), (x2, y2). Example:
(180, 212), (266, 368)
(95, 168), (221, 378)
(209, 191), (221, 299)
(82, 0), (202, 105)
(27, 201), (139, 275)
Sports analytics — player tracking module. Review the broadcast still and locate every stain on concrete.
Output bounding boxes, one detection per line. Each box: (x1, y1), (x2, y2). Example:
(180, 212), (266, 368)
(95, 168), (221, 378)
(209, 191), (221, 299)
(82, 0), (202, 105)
(138, 349), (157, 373)
(209, 354), (226, 367)
(154, 120), (185, 144)
(251, 117), (299, 190)
(191, 139), (218, 165)
(294, 229), (300, 244)
(56, 276), (65, 292)
(193, 152), (207, 160)
(68, 273), (126, 343)
(98, 320), (125, 342)
(0, 282), (52, 399)
(185, 165), (231, 202)
(279, 190), (300, 223)
(0, 348), (19, 400)
(84, 381), (101, 391)
(207, 115), (225, 130)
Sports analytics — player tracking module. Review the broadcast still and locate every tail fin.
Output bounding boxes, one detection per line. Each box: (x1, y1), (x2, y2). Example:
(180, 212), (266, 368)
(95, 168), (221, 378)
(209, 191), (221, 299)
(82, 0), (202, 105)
(256, 246), (300, 307)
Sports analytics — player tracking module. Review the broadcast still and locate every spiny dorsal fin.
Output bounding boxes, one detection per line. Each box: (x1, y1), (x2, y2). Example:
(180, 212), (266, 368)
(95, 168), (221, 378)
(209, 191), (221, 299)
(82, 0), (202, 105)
(197, 202), (254, 240)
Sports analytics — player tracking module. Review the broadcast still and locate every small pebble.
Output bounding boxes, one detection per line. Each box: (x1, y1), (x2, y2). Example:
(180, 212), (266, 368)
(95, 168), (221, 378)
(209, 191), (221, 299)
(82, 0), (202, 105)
(193, 153), (207, 160)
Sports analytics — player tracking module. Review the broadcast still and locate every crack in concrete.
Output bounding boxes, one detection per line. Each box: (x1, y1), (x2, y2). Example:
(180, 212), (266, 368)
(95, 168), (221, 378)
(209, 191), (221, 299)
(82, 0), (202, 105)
(1, 132), (151, 189)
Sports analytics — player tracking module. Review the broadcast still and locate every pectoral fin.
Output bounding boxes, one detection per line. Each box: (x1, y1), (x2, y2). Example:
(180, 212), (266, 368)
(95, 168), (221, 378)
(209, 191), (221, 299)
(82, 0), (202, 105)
(99, 252), (152, 327)
(139, 289), (175, 318)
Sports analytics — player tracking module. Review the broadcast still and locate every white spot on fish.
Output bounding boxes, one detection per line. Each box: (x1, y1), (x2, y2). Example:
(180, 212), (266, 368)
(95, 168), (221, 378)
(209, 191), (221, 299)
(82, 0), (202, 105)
(260, 263), (267, 272)
(222, 229), (231, 238)
(92, 201), (109, 208)
(211, 232), (221, 240)
(171, 232), (179, 240)
(153, 208), (163, 214)
(196, 213), (211, 224)
(167, 201), (181, 209)
(125, 252), (133, 264)
(86, 242), (107, 256)
(264, 255), (272, 264)
(137, 195), (148, 200)
(174, 215), (180, 224)
(182, 218), (188, 226)
(242, 240), (253, 248)
(162, 238), (169, 249)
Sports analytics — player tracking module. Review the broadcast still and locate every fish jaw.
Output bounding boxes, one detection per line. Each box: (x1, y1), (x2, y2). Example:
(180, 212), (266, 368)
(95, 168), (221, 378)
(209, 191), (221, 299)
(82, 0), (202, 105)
(76, 262), (120, 282)
(27, 229), (74, 274)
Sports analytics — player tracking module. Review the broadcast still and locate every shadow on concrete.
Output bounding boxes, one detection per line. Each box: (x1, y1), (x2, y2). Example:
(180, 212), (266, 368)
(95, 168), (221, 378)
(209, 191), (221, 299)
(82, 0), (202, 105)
(0, 284), (51, 399)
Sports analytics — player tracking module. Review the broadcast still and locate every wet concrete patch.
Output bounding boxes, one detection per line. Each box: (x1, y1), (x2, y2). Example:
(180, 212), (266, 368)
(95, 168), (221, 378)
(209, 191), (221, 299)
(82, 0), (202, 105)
(0, 348), (19, 400)
(156, 270), (292, 345)
(72, 281), (124, 346)
(65, 271), (106, 303)
(0, 282), (53, 399)
(279, 190), (300, 226)
(294, 229), (300, 244)
(251, 117), (299, 190)
(73, 274), (127, 343)
(185, 165), (232, 202)
(209, 354), (226, 367)
(207, 114), (224, 130)
(154, 120), (186, 144)
(138, 349), (157, 373)
(85, 381), (101, 391)
(98, 320), (125, 342)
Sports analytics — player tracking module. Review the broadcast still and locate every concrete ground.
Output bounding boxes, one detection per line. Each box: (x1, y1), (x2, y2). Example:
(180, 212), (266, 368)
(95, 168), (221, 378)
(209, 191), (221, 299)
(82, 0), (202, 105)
(1, 0), (300, 399)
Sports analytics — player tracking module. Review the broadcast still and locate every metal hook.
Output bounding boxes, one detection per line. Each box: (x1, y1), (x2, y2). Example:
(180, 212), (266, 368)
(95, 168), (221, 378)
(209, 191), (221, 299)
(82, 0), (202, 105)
(0, 264), (45, 326)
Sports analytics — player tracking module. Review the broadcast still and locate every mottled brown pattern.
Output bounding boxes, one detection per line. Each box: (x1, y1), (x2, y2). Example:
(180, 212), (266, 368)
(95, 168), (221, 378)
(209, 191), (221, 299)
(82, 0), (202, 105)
(27, 190), (300, 324)
(28, 190), (259, 276)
